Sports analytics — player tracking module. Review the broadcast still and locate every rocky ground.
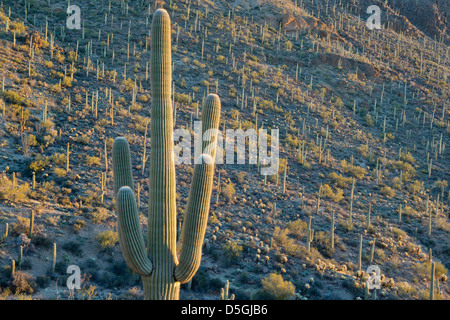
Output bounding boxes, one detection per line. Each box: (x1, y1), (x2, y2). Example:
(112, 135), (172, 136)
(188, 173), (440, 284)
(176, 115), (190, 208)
(0, 0), (448, 300)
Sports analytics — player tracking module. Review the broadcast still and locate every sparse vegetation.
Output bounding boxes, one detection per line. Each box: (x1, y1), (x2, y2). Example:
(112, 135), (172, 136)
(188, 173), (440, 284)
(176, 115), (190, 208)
(0, 0), (447, 302)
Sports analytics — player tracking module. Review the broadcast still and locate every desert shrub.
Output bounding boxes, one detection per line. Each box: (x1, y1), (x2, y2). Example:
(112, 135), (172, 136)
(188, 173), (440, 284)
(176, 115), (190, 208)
(411, 261), (447, 280)
(221, 181), (236, 200)
(328, 172), (353, 188)
(62, 76), (72, 88)
(190, 266), (222, 293)
(53, 168), (67, 178)
(34, 181), (60, 201)
(28, 155), (50, 173)
(400, 152), (416, 164)
(259, 273), (295, 300)
(76, 134), (90, 145)
(321, 184), (344, 202)
(3, 90), (25, 105)
(96, 230), (118, 250)
(388, 227), (407, 239)
(99, 261), (140, 289)
(84, 156), (101, 166)
(35, 275), (50, 288)
(62, 241), (83, 257)
(408, 180), (424, 195)
(73, 219), (86, 232)
(286, 219), (308, 240)
(365, 114), (374, 127)
(339, 160), (366, 179)
(9, 19), (27, 35)
(273, 227), (303, 257)
(0, 174), (30, 202)
(436, 217), (450, 232)
(11, 216), (30, 235)
(120, 287), (144, 300)
(33, 235), (53, 249)
(174, 92), (191, 105)
(222, 241), (243, 266)
(285, 134), (299, 148)
(10, 271), (36, 295)
(44, 61), (54, 69)
(89, 207), (109, 224)
(380, 186), (395, 198)
(54, 51), (65, 64)
(313, 231), (335, 258)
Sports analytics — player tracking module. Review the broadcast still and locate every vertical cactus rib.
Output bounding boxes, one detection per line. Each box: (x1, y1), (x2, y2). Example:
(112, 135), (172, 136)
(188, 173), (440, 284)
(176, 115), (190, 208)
(175, 154), (215, 283)
(116, 186), (153, 276)
(113, 137), (134, 196)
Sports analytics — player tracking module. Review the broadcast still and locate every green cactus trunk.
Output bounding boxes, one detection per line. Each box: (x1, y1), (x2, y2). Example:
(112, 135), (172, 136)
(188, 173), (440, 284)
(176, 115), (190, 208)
(147, 8), (178, 299)
(113, 9), (220, 300)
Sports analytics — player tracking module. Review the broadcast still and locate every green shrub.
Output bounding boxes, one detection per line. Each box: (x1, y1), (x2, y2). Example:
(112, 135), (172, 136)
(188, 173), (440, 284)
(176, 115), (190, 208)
(96, 230), (119, 250)
(89, 207), (109, 224)
(222, 241), (243, 266)
(3, 90), (25, 105)
(286, 219), (308, 240)
(84, 156), (101, 166)
(62, 241), (83, 257)
(380, 186), (395, 198)
(260, 273), (295, 300)
(0, 174), (30, 202)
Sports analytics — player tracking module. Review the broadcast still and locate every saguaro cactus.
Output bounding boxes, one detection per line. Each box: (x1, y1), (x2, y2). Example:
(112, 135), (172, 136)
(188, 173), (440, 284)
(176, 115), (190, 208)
(113, 9), (221, 300)
(306, 216), (314, 252)
(220, 280), (235, 300)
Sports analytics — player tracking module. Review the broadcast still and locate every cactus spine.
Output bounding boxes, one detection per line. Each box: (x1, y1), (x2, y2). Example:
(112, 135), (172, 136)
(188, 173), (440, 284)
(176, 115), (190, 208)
(113, 9), (220, 300)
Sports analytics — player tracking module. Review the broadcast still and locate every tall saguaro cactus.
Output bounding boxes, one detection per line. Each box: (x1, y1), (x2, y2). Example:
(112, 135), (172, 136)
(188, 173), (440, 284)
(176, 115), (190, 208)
(113, 9), (221, 300)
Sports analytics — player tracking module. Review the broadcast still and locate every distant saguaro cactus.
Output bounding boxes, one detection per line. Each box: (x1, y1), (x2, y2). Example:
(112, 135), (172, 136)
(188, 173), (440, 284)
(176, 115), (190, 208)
(113, 9), (221, 300)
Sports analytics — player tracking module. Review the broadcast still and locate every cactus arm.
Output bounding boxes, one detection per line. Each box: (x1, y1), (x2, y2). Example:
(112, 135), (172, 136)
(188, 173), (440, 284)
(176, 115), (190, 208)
(113, 137), (152, 276)
(112, 137), (134, 196)
(175, 93), (220, 283)
(175, 154), (215, 283)
(117, 186), (153, 276)
(200, 94), (221, 160)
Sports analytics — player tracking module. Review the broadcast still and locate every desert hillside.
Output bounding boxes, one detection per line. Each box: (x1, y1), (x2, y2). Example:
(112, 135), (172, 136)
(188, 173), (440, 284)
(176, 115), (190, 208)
(0, 0), (448, 300)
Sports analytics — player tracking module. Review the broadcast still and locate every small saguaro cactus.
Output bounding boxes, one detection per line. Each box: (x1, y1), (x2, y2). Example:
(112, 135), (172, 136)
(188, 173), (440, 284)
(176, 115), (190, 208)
(113, 9), (221, 300)
(330, 210), (335, 251)
(220, 280), (235, 300)
(29, 210), (34, 237)
(3, 223), (8, 239)
(358, 234), (363, 273)
(52, 243), (57, 273)
(306, 216), (314, 252)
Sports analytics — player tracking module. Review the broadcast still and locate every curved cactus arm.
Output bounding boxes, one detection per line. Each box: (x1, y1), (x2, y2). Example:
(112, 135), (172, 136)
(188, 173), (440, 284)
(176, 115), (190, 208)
(175, 154), (215, 283)
(117, 186), (153, 276)
(113, 137), (134, 196)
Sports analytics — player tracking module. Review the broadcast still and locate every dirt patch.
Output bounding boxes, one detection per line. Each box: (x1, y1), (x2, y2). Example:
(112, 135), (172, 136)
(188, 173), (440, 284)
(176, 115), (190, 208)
(313, 53), (381, 81)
